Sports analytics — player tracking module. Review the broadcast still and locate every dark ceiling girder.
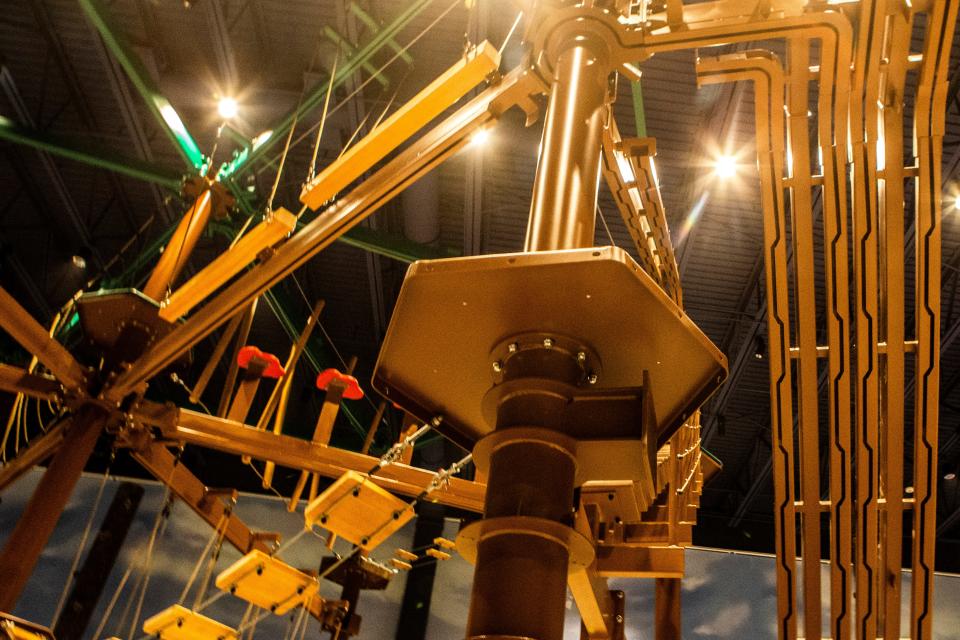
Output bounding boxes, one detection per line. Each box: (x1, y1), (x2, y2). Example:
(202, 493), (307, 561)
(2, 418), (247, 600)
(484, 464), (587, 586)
(27, 0), (141, 247)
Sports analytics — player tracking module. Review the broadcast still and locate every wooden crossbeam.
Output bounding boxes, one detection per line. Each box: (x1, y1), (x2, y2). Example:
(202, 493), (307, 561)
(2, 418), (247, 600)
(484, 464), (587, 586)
(131, 442), (273, 554)
(133, 403), (485, 512)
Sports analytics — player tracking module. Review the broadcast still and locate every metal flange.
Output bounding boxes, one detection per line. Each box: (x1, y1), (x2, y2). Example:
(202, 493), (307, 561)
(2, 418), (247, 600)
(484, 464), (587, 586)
(456, 515), (595, 571)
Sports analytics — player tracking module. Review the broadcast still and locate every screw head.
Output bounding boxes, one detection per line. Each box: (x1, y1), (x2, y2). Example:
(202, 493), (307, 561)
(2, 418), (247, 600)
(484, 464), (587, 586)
(577, 351), (586, 363)
(587, 373), (598, 385)
(492, 361), (502, 372)
(543, 338), (553, 348)
(615, 614), (624, 624)
(508, 342), (518, 353)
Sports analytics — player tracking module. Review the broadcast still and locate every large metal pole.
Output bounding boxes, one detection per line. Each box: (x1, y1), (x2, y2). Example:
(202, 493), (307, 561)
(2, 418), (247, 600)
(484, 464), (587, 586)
(142, 190), (213, 301)
(465, 430), (577, 640)
(524, 35), (608, 251)
(465, 21), (609, 640)
(0, 404), (107, 611)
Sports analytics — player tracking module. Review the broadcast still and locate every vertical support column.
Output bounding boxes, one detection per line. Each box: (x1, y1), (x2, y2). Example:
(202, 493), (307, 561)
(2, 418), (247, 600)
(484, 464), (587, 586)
(877, 8), (911, 638)
(525, 36), (609, 252)
(466, 431), (578, 640)
(785, 36), (822, 640)
(465, 17), (611, 640)
(655, 578), (681, 640)
(395, 502), (446, 640)
(0, 404), (107, 611)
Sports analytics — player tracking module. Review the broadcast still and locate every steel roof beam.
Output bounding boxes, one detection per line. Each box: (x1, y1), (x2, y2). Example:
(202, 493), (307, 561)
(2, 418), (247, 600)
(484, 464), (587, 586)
(217, 0), (438, 178)
(0, 116), (183, 191)
(78, 0), (205, 171)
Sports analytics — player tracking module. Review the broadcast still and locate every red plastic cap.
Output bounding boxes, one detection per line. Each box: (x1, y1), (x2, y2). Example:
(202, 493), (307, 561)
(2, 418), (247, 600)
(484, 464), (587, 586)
(316, 368), (364, 400)
(237, 346), (286, 379)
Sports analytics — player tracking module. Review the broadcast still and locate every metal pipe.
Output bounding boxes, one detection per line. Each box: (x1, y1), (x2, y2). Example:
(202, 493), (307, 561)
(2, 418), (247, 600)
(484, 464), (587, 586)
(525, 38), (609, 252)
(142, 190), (214, 301)
(466, 432), (577, 640)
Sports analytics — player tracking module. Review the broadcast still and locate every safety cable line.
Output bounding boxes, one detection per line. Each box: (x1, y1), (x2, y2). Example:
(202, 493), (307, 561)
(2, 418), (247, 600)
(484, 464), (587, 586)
(50, 461), (113, 625)
(255, 0), (463, 176)
(308, 46), (341, 182)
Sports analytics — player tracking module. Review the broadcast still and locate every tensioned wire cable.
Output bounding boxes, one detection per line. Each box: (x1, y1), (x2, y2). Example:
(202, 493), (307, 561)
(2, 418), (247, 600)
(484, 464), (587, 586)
(253, 0), (463, 177)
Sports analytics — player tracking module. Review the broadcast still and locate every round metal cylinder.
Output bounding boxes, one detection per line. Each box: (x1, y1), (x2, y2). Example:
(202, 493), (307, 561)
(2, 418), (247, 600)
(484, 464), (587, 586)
(466, 435), (577, 640)
(467, 532), (570, 640)
(525, 38), (610, 252)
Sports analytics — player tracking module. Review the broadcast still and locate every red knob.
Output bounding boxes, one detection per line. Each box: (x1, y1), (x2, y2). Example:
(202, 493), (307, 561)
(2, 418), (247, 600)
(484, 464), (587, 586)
(315, 368), (364, 400)
(237, 346), (286, 379)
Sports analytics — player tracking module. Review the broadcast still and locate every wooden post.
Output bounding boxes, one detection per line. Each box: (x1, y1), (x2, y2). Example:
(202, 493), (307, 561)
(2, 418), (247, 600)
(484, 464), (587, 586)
(0, 404), (107, 611)
(655, 578), (681, 640)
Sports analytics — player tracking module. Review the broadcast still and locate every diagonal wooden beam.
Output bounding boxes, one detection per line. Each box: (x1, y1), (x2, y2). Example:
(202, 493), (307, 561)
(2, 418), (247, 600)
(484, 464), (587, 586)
(130, 442), (273, 554)
(0, 419), (68, 492)
(0, 286), (87, 393)
(0, 364), (60, 400)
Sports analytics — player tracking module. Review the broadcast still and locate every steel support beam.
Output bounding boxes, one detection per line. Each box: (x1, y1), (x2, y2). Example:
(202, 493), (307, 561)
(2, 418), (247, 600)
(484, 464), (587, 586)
(0, 364), (60, 400)
(0, 420), (67, 492)
(78, 0), (205, 170)
(52, 482), (144, 640)
(130, 442), (272, 554)
(0, 285), (87, 392)
(0, 116), (183, 191)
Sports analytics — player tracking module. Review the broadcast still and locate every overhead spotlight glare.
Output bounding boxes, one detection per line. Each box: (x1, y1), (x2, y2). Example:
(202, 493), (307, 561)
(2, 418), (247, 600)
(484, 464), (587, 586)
(715, 154), (738, 179)
(217, 97), (239, 120)
(71, 254), (87, 270)
(470, 128), (490, 148)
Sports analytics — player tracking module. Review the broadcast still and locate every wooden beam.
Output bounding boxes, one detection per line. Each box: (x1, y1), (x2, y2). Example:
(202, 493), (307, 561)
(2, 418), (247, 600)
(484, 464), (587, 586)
(132, 403), (486, 513)
(0, 420), (68, 492)
(0, 364), (60, 400)
(594, 545), (684, 579)
(131, 442), (272, 554)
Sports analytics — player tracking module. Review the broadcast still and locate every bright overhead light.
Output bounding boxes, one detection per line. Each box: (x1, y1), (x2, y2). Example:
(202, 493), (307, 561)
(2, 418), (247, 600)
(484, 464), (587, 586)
(714, 154), (738, 179)
(217, 97), (239, 120)
(470, 128), (490, 147)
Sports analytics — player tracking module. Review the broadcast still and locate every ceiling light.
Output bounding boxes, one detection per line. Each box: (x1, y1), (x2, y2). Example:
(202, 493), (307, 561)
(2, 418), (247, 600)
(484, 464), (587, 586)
(217, 97), (239, 120)
(714, 154), (738, 178)
(470, 128), (490, 148)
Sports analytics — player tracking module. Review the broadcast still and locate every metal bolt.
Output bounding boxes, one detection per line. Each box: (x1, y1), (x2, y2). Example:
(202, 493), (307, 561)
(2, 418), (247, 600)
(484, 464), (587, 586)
(587, 373), (598, 385)
(615, 615), (624, 624)
(577, 351), (586, 363)
(492, 361), (502, 373)
(508, 342), (518, 353)
(616, 591), (624, 599)
(543, 338), (553, 348)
